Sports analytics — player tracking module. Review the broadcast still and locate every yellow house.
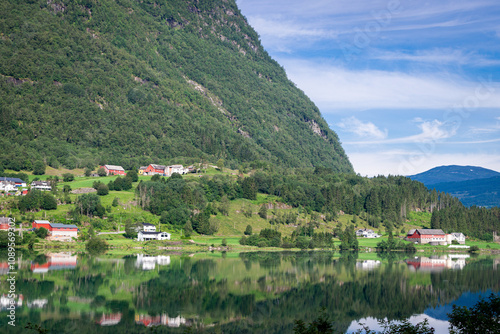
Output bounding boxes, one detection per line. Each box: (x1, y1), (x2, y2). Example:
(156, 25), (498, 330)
(138, 166), (147, 175)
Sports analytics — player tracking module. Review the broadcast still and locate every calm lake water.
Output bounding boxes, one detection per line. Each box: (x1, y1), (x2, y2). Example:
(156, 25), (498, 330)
(0, 250), (499, 333)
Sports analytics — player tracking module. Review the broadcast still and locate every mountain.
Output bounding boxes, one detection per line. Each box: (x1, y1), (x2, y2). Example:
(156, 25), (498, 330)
(409, 165), (500, 207)
(408, 165), (500, 185)
(0, 0), (353, 173)
(430, 176), (500, 208)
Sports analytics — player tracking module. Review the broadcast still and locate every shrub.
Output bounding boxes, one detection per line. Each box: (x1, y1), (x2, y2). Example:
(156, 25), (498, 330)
(244, 224), (252, 235)
(85, 237), (109, 254)
(97, 167), (106, 177)
(221, 238), (227, 246)
(35, 227), (49, 239)
(62, 173), (74, 182)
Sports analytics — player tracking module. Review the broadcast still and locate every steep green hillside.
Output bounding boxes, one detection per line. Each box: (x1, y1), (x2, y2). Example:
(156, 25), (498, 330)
(0, 0), (352, 172)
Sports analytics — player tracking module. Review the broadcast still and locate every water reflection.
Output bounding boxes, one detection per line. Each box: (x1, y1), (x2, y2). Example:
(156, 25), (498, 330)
(0, 250), (497, 334)
(405, 255), (469, 272)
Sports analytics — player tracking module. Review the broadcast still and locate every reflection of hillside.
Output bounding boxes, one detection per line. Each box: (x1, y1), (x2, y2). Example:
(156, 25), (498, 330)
(405, 255), (469, 272)
(31, 252), (77, 273)
(1, 251), (498, 334)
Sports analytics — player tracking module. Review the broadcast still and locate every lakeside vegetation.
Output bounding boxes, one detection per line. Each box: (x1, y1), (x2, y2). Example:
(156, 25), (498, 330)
(1, 163), (499, 252)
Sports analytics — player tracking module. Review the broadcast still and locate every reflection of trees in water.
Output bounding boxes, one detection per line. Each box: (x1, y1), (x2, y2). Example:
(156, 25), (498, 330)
(5, 253), (499, 334)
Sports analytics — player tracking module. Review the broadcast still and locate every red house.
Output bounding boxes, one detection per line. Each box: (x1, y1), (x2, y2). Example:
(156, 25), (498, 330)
(32, 220), (79, 241)
(0, 217), (11, 230)
(144, 164), (166, 176)
(406, 229), (447, 245)
(101, 165), (126, 176)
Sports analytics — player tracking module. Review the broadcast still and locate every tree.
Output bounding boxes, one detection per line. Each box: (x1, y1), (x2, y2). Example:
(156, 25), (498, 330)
(244, 224), (252, 235)
(97, 167), (106, 177)
(183, 221), (193, 238)
(41, 193), (57, 210)
(32, 161), (46, 175)
(448, 293), (500, 334)
(84, 167), (92, 177)
(221, 238), (227, 246)
(217, 158), (224, 171)
(62, 173), (74, 182)
(258, 204), (268, 219)
(96, 183), (109, 196)
(85, 237), (109, 255)
(218, 195), (230, 216)
(35, 227), (49, 239)
(124, 220), (140, 239)
(127, 169), (139, 182)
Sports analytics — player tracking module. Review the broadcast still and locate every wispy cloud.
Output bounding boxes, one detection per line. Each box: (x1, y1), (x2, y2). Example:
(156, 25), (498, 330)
(370, 49), (500, 66)
(280, 59), (500, 111)
(343, 119), (457, 144)
(337, 117), (387, 139)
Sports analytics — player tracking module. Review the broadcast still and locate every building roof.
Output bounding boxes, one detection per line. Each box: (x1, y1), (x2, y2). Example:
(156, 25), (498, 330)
(34, 220), (78, 229)
(139, 166), (147, 170)
(169, 165), (184, 168)
(139, 231), (170, 235)
(50, 223), (78, 229)
(104, 165), (125, 171)
(407, 229), (416, 235)
(0, 177), (25, 183)
(150, 164), (166, 169)
(142, 223), (155, 226)
(417, 229), (445, 235)
(31, 181), (50, 186)
(451, 232), (465, 237)
(0, 217), (11, 224)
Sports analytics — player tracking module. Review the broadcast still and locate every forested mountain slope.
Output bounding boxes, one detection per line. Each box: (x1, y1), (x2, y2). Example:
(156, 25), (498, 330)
(0, 0), (352, 172)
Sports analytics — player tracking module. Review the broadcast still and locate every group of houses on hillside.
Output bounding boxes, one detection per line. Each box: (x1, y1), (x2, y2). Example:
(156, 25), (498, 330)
(102, 163), (191, 177)
(0, 177), (53, 197)
(138, 164), (189, 176)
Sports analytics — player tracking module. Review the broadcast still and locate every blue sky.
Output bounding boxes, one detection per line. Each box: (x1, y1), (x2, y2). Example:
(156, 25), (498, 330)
(236, 0), (500, 176)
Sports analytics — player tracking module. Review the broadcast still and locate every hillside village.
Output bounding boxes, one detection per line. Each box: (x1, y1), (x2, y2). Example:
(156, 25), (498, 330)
(0, 161), (493, 251)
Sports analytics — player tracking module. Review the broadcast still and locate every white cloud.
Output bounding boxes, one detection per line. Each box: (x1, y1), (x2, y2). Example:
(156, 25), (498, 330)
(343, 119), (457, 145)
(370, 49), (500, 67)
(337, 116), (387, 139)
(278, 59), (500, 111)
(347, 151), (500, 176)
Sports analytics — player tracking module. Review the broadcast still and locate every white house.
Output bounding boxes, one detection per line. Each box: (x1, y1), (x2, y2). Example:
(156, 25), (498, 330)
(142, 223), (156, 232)
(446, 233), (466, 245)
(137, 231), (171, 241)
(166, 165), (189, 176)
(356, 228), (380, 238)
(31, 181), (52, 191)
(0, 181), (16, 193)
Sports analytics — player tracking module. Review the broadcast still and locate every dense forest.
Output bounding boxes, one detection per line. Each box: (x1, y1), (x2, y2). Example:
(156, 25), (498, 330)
(0, 0), (352, 172)
(132, 167), (500, 241)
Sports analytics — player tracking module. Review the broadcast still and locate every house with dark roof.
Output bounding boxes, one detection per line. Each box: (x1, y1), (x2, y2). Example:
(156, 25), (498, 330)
(406, 229), (447, 245)
(0, 177), (27, 188)
(31, 181), (52, 191)
(137, 231), (171, 241)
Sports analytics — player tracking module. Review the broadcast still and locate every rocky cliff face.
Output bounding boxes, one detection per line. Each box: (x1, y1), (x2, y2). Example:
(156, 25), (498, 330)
(0, 0), (353, 172)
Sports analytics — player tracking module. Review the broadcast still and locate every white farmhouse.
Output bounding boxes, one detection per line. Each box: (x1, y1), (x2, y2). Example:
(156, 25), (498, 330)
(137, 231), (171, 241)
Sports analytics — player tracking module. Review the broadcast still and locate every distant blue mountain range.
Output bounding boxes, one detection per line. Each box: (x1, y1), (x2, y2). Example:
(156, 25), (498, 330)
(409, 165), (500, 207)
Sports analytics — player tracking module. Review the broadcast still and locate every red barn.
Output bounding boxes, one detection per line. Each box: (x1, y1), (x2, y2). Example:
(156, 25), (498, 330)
(406, 229), (447, 245)
(144, 164), (166, 176)
(101, 165), (126, 176)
